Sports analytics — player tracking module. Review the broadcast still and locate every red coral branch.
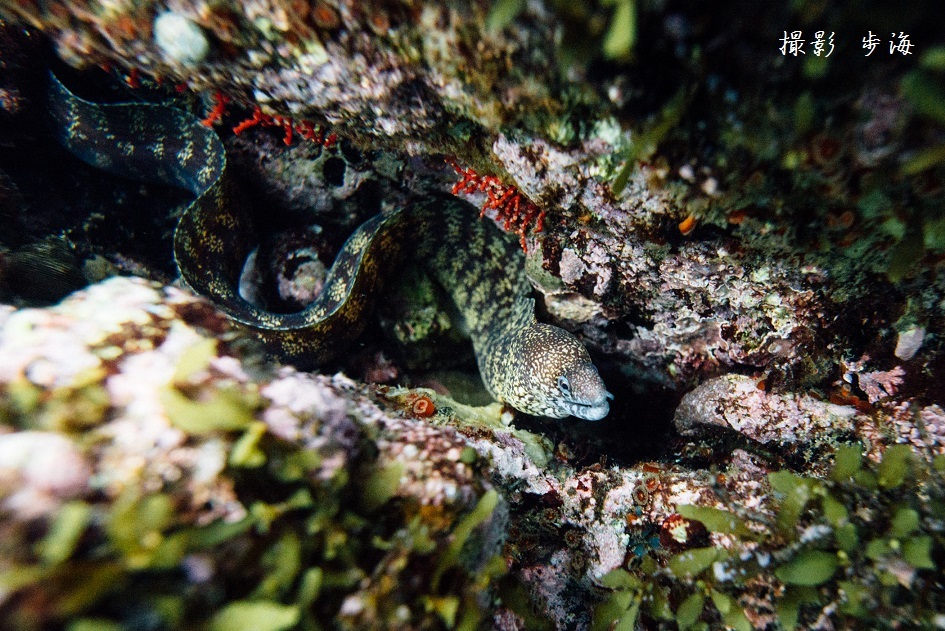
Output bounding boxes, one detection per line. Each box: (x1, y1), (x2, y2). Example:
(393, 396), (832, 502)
(231, 105), (336, 148)
(109, 66), (333, 147)
(231, 106), (266, 135)
(445, 157), (546, 252)
(200, 92), (230, 127)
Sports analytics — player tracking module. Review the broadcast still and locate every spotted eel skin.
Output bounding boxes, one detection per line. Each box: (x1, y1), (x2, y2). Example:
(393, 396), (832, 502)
(47, 73), (611, 420)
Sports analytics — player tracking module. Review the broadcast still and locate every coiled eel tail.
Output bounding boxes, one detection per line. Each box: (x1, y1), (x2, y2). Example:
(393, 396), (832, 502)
(47, 73), (611, 420)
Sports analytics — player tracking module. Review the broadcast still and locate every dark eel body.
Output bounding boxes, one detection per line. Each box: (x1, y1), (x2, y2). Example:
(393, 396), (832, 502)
(47, 74), (611, 420)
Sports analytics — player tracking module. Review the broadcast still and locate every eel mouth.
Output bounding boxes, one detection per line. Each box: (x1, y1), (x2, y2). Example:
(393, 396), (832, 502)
(566, 394), (612, 421)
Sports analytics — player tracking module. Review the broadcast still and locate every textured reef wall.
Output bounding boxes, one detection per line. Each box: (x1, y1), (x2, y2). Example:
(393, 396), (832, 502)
(1, 0), (945, 629)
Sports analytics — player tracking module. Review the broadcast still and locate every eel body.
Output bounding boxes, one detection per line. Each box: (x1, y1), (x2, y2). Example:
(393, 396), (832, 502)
(47, 73), (611, 420)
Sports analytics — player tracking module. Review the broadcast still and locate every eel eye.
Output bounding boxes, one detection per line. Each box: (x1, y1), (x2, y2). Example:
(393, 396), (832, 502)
(557, 376), (571, 396)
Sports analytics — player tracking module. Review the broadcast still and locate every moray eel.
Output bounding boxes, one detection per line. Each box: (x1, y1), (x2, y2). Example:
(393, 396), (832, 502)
(47, 73), (611, 421)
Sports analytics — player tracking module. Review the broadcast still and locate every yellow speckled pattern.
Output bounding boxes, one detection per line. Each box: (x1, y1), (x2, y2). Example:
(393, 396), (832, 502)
(48, 73), (610, 419)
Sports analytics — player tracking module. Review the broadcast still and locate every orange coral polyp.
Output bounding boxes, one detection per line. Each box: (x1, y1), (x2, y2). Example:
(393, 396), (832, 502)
(678, 215), (697, 235)
(411, 395), (436, 418)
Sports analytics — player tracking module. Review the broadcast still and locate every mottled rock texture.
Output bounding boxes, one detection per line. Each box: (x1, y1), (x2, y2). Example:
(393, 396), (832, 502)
(2, 0), (945, 628)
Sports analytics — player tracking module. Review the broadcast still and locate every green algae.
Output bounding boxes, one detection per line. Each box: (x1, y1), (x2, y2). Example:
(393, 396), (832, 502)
(829, 444), (863, 481)
(209, 600), (300, 631)
(256, 532), (303, 598)
(2, 367), (111, 432)
(229, 421), (269, 467)
(675, 591), (705, 631)
(107, 491), (185, 570)
(359, 460), (406, 512)
(901, 143), (945, 175)
(592, 569), (642, 631)
(889, 508), (919, 539)
(486, 0), (526, 33)
(903, 536), (935, 570)
(1, 377), (41, 422)
(160, 339), (261, 434)
(667, 546), (722, 579)
(432, 488), (500, 589)
(602, 0), (636, 61)
(67, 620), (122, 631)
(769, 470), (818, 530)
(611, 86), (689, 196)
(37, 501), (92, 566)
(775, 550), (838, 587)
(593, 442), (945, 630)
(496, 575), (556, 631)
(920, 47), (945, 71)
(901, 71), (945, 126)
(709, 589), (752, 631)
(1, 374), (504, 631)
(676, 505), (755, 539)
(877, 444), (912, 488)
(161, 379), (257, 434)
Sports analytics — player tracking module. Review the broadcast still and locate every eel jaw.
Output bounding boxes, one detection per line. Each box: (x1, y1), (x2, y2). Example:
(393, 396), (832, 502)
(557, 359), (613, 421)
(564, 390), (613, 421)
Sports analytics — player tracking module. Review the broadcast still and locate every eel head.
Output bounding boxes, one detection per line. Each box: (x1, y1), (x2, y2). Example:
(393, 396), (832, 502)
(499, 323), (612, 421)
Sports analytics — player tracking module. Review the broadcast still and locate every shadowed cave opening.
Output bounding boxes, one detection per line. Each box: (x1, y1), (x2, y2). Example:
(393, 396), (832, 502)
(512, 355), (681, 468)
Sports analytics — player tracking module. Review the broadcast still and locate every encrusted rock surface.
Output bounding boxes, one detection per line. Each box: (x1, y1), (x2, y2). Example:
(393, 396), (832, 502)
(0, 277), (509, 629)
(2, 1), (945, 629)
(674, 374), (873, 468)
(3, 278), (941, 629)
(0, 277), (786, 629)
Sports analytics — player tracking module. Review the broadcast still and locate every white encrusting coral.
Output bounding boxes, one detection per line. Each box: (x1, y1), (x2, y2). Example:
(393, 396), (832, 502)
(153, 12), (209, 66)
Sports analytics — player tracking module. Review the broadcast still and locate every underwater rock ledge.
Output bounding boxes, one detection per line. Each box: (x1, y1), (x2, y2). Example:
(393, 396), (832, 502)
(2, 278), (942, 629)
(0, 277), (507, 629)
(0, 277), (764, 629)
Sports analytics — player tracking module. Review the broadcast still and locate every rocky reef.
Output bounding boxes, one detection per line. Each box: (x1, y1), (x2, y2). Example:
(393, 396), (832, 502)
(1, 0), (944, 629)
